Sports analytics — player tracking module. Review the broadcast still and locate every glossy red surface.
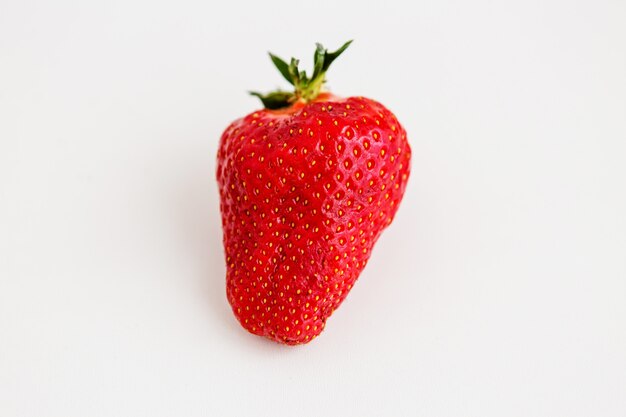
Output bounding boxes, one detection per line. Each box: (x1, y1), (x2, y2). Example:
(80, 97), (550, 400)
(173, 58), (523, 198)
(217, 96), (411, 344)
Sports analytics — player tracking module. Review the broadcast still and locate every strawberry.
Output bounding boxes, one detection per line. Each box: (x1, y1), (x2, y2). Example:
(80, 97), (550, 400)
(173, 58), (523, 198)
(217, 41), (411, 345)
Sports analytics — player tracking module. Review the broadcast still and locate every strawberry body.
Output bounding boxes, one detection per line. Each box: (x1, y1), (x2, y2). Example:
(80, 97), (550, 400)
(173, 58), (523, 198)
(217, 42), (411, 344)
(217, 94), (411, 344)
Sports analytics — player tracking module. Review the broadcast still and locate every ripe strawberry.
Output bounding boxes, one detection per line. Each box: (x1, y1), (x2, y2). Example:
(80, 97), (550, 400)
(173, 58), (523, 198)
(217, 41), (411, 345)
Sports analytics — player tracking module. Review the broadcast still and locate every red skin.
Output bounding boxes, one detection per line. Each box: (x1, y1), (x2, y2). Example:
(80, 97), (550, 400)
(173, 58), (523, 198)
(217, 94), (411, 344)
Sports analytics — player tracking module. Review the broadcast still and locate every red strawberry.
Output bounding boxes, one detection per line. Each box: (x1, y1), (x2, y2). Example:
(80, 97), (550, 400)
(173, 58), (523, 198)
(217, 41), (411, 345)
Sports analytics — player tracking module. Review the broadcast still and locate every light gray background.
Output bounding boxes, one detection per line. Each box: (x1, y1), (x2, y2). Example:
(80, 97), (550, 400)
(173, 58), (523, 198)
(1, 0), (625, 416)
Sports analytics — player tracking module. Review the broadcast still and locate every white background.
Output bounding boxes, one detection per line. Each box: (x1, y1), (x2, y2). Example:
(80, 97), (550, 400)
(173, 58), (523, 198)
(1, 0), (625, 416)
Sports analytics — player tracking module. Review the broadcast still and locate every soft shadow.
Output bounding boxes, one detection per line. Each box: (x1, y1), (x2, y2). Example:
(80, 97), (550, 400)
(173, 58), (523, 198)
(171, 142), (235, 332)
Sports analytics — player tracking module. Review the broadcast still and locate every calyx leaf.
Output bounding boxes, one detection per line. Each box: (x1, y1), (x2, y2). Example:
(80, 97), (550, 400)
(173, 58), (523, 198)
(251, 40), (353, 109)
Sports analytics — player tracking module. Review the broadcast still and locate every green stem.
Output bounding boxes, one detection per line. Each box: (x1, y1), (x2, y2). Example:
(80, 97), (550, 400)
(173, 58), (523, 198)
(250, 40), (353, 110)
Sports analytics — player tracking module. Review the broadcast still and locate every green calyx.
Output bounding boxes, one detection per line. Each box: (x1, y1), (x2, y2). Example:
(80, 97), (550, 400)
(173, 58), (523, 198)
(250, 40), (353, 110)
